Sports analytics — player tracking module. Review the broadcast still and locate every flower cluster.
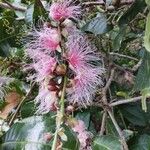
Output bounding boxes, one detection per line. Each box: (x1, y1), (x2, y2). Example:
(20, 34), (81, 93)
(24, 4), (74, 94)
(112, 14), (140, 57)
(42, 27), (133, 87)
(25, 0), (104, 113)
(72, 120), (92, 149)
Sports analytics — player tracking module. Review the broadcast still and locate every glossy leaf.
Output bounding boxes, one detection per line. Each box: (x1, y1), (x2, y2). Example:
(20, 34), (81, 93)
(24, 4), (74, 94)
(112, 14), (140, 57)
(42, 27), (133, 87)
(134, 51), (150, 91)
(113, 26), (127, 51)
(129, 134), (150, 150)
(0, 115), (79, 150)
(118, 0), (146, 26)
(120, 104), (148, 126)
(25, 0), (48, 23)
(82, 13), (113, 35)
(92, 135), (122, 150)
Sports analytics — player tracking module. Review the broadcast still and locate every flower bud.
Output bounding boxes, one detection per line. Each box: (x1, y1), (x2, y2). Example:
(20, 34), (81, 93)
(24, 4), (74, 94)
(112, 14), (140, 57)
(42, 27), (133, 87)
(55, 64), (67, 76)
(48, 85), (59, 91)
(66, 105), (75, 113)
(43, 132), (52, 142)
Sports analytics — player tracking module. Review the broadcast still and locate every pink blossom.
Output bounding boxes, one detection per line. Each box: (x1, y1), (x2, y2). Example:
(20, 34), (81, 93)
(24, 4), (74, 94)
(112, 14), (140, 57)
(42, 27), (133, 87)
(32, 52), (56, 82)
(73, 120), (86, 133)
(35, 87), (57, 114)
(26, 26), (60, 53)
(67, 68), (104, 106)
(73, 120), (92, 149)
(49, 0), (81, 21)
(66, 31), (104, 106)
(25, 51), (57, 113)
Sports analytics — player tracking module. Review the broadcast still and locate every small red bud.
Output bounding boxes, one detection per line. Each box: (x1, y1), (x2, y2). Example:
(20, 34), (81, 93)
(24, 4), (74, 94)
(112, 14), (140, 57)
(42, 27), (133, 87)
(49, 79), (57, 86)
(48, 85), (59, 91)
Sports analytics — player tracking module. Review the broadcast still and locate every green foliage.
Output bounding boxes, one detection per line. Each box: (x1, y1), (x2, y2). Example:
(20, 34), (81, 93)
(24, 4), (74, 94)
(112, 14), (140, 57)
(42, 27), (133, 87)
(92, 135), (122, 150)
(82, 13), (113, 35)
(0, 114), (79, 150)
(0, 0), (150, 149)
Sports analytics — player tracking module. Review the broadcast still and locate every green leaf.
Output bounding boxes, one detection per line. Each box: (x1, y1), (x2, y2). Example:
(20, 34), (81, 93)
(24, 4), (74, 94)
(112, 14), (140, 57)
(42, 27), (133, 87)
(129, 134), (150, 150)
(0, 115), (79, 150)
(25, 4), (34, 23)
(0, 10), (25, 57)
(62, 125), (80, 150)
(106, 119), (118, 137)
(25, 0), (48, 23)
(134, 51), (150, 91)
(120, 104), (148, 126)
(118, 0), (146, 26)
(20, 101), (36, 118)
(144, 13), (150, 52)
(113, 26), (127, 51)
(92, 135), (122, 150)
(146, 0), (150, 5)
(33, 0), (48, 21)
(75, 111), (91, 129)
(82, 13), (113, 35)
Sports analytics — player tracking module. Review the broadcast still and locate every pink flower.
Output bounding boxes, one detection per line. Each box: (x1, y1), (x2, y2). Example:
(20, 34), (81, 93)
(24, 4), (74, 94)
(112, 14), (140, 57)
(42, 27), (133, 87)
(66, 31), (104, 106)
(32, 52), (56, 82)
(73, 120), (92, 149)
(35, 87), (57, 113)
(49, 0), (81, 21)
(67, 68), (104, 106)
(25, 51), (57, 113)
(0, 76), (13, 100)
(26, 26), (60, 53)
(73, 120), (86, 133)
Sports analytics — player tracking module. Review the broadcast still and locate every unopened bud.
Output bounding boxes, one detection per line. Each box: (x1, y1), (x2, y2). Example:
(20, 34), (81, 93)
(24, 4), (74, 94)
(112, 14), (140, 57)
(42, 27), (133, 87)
(55, 64), (67, 76)
(49, 79), (57, 86)
(48, 85), (59, 91)
(66, 105), (75, 113)
(43, 133), (52, 142)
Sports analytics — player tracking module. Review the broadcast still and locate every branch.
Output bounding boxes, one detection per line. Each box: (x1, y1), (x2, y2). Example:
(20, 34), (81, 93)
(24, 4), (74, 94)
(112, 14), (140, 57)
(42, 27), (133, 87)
(108, 110), (128, 150)
(8, 83), (35, 126)
(99, 69), (115, 134)
(110, 96), (142, 107)
(82, 2), (104, 6)
(82, 0), (134, 7)
(110, 52), (139, 61)
(100, 111), (107, 135)
(103, 69), (115, 93)
(132, 59), (142, 72)
(0, 2), (26, 12)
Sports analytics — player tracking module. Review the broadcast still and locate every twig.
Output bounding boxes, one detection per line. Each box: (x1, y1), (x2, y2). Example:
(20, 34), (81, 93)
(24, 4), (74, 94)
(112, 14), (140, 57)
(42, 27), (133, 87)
(103, 69), (115, 94)
(108, 110), (128, 150)
(8, 83), (35, 126)
(0, 2), (26, 12)
(82, 2), (104, 6)
(132, 59), (142, 72)
(110, 96), (142, 107)
(99, 69), (115, 134)
(110, 52), (139, 61)
(100, 111), (107, 135)
(82, 0), (134, 7)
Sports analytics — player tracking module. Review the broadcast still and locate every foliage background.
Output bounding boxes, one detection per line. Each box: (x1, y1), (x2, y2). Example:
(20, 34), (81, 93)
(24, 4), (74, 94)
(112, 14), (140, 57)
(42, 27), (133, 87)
(0, 0), (150, 149)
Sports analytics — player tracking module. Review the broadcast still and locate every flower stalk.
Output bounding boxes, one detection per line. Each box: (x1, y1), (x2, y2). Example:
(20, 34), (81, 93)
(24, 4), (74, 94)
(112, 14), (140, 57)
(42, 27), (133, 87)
(51, 75), (67, 150)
